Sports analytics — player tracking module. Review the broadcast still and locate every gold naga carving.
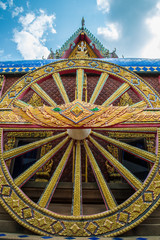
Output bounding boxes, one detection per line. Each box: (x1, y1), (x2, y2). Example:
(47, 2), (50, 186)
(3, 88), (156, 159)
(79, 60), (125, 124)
(0, 99), (160, 127)
(12, 100), (146, 128)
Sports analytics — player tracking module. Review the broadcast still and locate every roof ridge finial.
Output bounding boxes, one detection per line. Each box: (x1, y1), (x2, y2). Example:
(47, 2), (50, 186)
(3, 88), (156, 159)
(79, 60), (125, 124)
(81, 17), (85, 30)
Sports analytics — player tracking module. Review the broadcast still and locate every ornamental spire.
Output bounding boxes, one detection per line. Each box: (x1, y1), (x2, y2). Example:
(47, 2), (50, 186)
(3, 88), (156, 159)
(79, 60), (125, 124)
(81, 17), (85, 30)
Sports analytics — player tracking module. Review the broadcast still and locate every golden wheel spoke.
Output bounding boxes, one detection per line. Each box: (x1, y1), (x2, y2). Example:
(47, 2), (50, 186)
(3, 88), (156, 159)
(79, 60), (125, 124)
(72, 144), (75, 182)
(72, 141), (82, 216)
(102, 83), (130, 107)
(76, 69), (84, 100)
(38, 140), (73, 208)
(92, 131), (156, 163)
(89, 73), (109, 104)
(31, 83), (56, 106)
(14, 136), (69, 187)
(52, 73), (70, 103)
(84, 139), (117, 210)
(14, 99), (29, 108)
(3, 131), (67, 161)
(89, 135), (142, 190)
(131, 100), (147, 108)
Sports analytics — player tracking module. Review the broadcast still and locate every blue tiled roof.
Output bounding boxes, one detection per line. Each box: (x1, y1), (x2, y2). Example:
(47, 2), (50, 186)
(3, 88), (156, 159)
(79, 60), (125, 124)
(0, 58), (160, 73)
(0, 59), (56, 73)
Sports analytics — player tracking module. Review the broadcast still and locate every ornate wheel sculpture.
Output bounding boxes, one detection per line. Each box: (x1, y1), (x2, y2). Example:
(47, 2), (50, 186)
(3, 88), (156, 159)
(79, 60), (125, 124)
(0, 59), (160, 237)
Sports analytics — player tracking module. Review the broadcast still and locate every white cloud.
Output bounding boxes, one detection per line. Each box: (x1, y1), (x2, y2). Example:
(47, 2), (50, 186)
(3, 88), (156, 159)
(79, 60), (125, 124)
(13, 30), (50, 59)
(19, 13), (35, 27)
(0, 1), (7, 10)
(0, 0), (13, 10)
(19, 9), (56, 38)
(97, 0), (110, 13)
(141, 1), (160, 58)
(13, 10), (56, 59)
(97, 23), (120, 40)
(12, 6), (23, 17)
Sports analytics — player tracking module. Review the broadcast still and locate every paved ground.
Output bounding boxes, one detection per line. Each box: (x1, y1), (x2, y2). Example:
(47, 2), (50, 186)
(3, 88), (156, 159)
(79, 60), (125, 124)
(0, 234), (159, 240)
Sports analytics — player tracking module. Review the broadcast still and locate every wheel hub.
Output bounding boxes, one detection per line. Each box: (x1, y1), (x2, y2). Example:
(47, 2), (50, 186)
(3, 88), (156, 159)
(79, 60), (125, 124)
(67, 128), (91, 140)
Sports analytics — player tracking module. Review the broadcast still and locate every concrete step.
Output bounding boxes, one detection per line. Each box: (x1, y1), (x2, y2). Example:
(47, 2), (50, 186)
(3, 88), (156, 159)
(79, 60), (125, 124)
(122, 223), (160, 236)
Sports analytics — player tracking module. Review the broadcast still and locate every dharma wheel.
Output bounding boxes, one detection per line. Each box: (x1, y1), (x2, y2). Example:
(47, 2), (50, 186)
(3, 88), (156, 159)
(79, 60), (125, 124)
(0, 59), (160, 237)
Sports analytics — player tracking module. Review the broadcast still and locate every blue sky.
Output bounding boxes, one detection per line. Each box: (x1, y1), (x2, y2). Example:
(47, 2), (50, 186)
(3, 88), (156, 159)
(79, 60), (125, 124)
(0, 0), (160, 61)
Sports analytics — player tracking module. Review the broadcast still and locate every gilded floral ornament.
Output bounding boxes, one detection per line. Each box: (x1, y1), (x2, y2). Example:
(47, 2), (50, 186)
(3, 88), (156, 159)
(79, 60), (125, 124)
(12, 101), (145, 127)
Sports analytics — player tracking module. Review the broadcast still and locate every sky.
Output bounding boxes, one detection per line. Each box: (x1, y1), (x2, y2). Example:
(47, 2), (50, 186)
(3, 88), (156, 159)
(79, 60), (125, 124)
(0, 0), (160, 61)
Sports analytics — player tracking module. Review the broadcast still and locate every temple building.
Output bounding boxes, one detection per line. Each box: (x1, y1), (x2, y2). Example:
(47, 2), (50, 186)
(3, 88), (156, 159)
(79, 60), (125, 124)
(47, 18), (118, 59)
(0, 19), (160, 238)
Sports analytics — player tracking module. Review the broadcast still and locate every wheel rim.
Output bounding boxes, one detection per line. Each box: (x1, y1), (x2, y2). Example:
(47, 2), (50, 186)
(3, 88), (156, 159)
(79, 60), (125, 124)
(0, 59), (160, 236)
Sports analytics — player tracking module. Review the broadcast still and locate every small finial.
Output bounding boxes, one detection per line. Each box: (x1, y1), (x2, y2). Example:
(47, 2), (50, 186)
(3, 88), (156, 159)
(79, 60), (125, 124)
(81, 17), (85, 30)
